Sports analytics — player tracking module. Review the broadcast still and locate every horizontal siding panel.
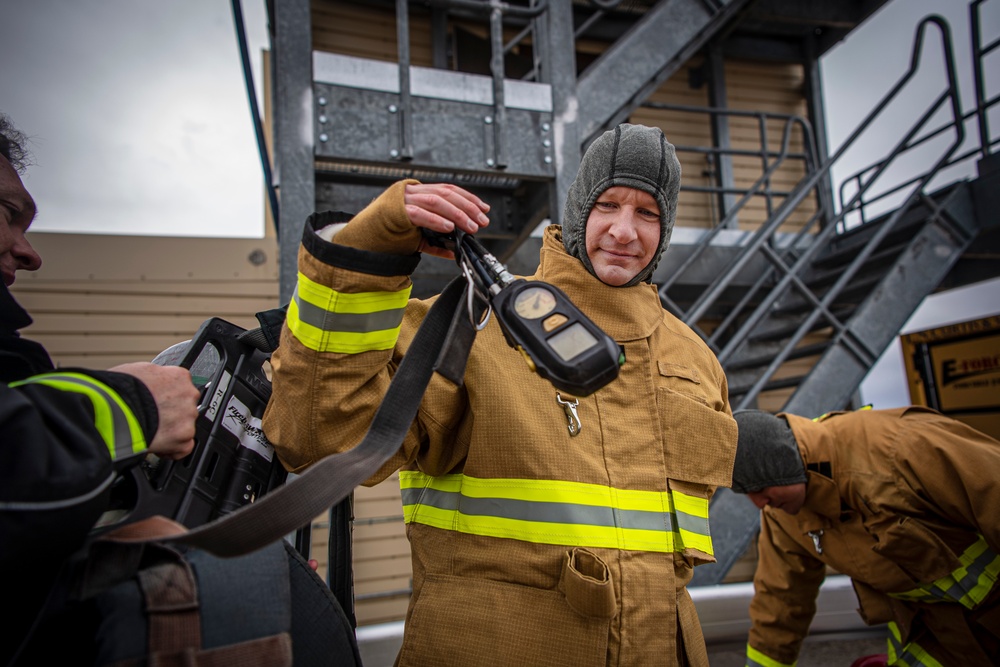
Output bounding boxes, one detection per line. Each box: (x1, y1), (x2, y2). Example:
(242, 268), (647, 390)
(13, 279), (280, 298)
(14, 291), (275, 317)
(351, 470), (412, 627)
(355, 553), (413, 582)
(353, 567), (409, 588)
(356, 596), (411, 626)
(354, 536), (409, 562)
(9, 233), (279, 370)
(355, 578), (412, 601)
(313, 0), (434, 66)
(32, 333), (220, 357)
(759, 387), (795, 414)
(355, 534), (407, 557)
(357, 497), (406, 518)
(355, 520), (406, 541)
(356, 476), (404, 503)
(39, 353), (171, 370)
(22, 313), (243, 336)
(22, 233), (277, 282)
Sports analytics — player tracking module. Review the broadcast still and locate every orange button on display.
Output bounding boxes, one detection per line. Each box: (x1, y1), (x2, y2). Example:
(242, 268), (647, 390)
(543, 313), (568, 332)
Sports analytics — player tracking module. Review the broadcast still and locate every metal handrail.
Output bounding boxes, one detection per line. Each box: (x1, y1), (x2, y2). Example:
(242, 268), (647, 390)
(713, 16), (966, 408)
(645, 14), (967, 410)
(972, 0), (998, 156)
(651, 105), (819, 303)
(837, 102), (998, 230)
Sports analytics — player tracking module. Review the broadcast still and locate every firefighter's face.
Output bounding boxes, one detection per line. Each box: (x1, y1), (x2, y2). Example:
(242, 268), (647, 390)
(585, 186), (660, 286)
(0, 155), (40, 287)
(747, 483), (807, 515)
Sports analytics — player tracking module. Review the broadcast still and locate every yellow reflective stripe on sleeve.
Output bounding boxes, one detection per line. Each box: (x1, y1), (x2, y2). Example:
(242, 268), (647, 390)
(10, 372), (147, 460)
(399, 472), (713, 555)
(887, 622), (945, 667)
(286, 272), (411, 353)
(746, 643), (796, 667)
(889, 534), (1000, 609)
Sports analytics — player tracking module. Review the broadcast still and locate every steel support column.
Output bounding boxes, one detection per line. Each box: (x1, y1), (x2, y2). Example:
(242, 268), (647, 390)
(576, 0), (751, 144)
(804, 33), (835, 224)
(274, 0), (314, 303)
(543, 0), (580, 226)
(707, 44), (737, 227)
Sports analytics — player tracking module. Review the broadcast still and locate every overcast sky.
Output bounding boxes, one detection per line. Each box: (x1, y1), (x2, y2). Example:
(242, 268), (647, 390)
(1, 0), (997, 408)
(2, 0), (270, 238)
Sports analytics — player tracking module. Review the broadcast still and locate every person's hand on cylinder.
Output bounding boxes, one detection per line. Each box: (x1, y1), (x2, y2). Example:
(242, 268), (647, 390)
(404, 183), (491, 259)
(111, 362), (200, 460)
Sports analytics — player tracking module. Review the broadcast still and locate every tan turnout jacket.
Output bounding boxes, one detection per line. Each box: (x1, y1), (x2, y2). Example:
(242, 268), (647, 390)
(747, 407), (1000, 667)
(263, 181), (738, 666)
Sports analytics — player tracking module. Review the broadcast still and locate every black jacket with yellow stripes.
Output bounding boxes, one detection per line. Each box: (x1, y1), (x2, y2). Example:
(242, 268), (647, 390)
(1, 283), (160, 665)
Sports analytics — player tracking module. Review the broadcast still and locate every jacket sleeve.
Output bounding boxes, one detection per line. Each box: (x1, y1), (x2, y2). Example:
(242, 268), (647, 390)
(746, 508), (827, 667)
(0, 366), (159, 571)
(263, 180), (467, 478)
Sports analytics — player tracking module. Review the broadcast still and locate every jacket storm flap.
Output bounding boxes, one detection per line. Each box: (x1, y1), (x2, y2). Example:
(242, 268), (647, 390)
(263, 182), (738, 666)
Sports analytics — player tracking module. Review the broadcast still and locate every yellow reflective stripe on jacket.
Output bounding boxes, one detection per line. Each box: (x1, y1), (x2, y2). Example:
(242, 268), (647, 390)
(9, 372), (147, 460)
(287, 272), (411, 353)
(813, 404), (872, 422)
(746, 643), (795, 667)
(887, 622), (945, 667)
(399, 471), (713, 555)
(889, 534), (1000, 609)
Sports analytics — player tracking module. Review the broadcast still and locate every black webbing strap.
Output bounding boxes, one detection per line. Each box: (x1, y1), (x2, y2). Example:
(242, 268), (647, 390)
(142, 275), (472, 557)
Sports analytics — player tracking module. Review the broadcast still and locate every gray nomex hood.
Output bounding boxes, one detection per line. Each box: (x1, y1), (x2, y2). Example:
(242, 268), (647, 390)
(561, 123), (681, 287)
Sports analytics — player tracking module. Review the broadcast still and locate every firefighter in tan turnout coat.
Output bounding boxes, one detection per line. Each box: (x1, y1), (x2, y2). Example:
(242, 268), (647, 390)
(730, 407), (1000, 667)
(263, 124), (738, 666)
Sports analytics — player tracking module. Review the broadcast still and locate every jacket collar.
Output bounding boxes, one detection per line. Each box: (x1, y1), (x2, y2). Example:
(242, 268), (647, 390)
(1, 282), (54, 381)
(532, 225), (663, 341)
(799, 471), (843, 527)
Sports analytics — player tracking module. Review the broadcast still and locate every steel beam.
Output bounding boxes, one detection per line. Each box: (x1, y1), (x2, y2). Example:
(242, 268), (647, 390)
(785, 185), (979, 417)
(576, 0), (752, 144)
(543, 0), (581, 226)
(273, 0), (314, 303)
(706, 45), (737, 227)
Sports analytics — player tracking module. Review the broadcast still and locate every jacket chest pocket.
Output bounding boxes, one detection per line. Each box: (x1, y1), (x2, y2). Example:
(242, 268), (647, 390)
(655, 363), (736, 488)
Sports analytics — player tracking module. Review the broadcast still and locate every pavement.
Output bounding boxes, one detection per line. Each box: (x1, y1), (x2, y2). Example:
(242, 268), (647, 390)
(707, 634), (887, 666)
(356, 625), (888, 667)
(354, 576), (887, 666)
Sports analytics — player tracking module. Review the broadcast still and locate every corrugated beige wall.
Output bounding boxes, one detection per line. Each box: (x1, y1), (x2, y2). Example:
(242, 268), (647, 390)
(11, 233), (280, 369)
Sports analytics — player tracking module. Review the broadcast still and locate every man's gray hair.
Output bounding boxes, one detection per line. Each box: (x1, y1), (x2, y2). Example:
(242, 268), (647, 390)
(0, 113), (31, 174)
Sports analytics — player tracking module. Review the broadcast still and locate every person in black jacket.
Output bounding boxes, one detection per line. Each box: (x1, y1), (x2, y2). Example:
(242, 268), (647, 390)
(0, 112), (200, 665)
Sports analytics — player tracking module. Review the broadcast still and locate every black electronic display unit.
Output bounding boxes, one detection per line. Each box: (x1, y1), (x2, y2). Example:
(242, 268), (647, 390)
(428, 230), (623, 396)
